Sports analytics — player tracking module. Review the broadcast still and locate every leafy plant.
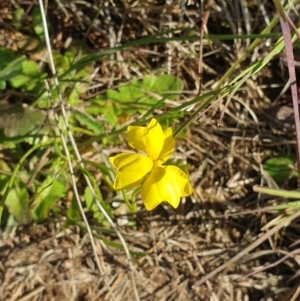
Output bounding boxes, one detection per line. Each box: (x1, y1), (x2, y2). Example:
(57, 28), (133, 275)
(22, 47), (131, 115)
(84, 74), (183, 132)
(37, 42), (94, 108)
(107, 74), (183, 113)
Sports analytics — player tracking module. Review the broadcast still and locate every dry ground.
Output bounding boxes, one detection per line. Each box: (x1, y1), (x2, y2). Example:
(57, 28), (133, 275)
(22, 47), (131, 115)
(1, 1), (300, 300)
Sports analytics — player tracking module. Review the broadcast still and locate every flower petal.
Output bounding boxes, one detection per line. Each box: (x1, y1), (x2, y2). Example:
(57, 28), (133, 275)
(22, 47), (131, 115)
(141, 165), (193, 210)
(109, 153), (153, 190)
(157, 127), (175, 163)
(127, 118), (164, 161)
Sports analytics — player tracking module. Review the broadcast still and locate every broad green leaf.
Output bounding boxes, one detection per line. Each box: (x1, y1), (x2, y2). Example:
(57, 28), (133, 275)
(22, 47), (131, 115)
(9, 59), (44, 89)
(86, 99), (118, 127)
(5, 185), (31, 224)
(263, 156), (298, 183)
(102, 102), (118, 127)
(33, 177), (67, 221)
(0, 102), (47, 138)
(22, 60), (40, 76)
(142, 74), (183, 100)
(106, 74), (183, 115)
(107, 89), (122, 101)
(118, 83), (145, 103)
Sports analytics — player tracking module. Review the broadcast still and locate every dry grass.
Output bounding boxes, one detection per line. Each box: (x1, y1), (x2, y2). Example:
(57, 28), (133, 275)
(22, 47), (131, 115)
(1, 0), (300, 300)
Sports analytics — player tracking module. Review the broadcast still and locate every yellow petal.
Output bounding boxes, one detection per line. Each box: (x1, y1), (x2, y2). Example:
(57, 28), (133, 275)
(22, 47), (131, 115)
(109, 153), (153, 190)
(157, 127), (175, 163)
(141, 165), (193, 210)
(127, 118), (164, 161)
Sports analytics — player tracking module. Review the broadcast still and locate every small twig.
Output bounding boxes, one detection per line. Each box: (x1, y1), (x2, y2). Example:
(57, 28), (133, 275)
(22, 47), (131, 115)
(38, 1), (140, 300)
(243, 249), (300, 279)
(274, 1), (300, 186)
(198, 0), (213, 94)
(192, 210), (300, 288)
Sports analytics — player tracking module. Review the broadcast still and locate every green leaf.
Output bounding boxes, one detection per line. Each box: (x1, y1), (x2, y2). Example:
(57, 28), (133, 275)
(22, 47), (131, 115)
(0, 81), (6, 90)
(86, 98), (118, 127)
(5, 184), (31, 224)
(0, 49), (45, 91)
(0, 161), (12, 191)
(0, 53), (25, 82)
(37, 85), (63, 108)
(13, 8), (24, 30)
(106, 74), (183, 114)
(48, 45), (93, 104)
(0, 48), (18, 69)
(107, 89), (122, 101)
(0, 102), (47, 138)
(52, 51), (70, 74)
(22, 60), (40, 76)
(9, 60), (45, 89)
(33, 177), (67, 221)
(66, 196), (80, 224)
(32, 6), (44, 40)
(53, 43), (92, 80)
(66, 88), (80, 106)
(84, 187), (110, 224)
(73, 110), (102, 134)
(263, 156), (298, 183)
(142, 74), (183, 100)
(102, 102), (118, 127)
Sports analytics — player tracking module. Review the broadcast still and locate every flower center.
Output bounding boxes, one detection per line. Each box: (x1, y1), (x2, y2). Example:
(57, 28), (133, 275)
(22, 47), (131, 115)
(153, 159), (164, 168)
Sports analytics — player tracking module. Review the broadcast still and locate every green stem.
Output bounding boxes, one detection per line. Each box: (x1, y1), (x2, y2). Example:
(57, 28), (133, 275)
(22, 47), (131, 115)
(121, 186), (140, 213)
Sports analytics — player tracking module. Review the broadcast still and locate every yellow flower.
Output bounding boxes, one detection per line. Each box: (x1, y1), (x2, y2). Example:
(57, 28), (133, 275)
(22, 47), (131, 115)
(109, 118), (193, 210)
